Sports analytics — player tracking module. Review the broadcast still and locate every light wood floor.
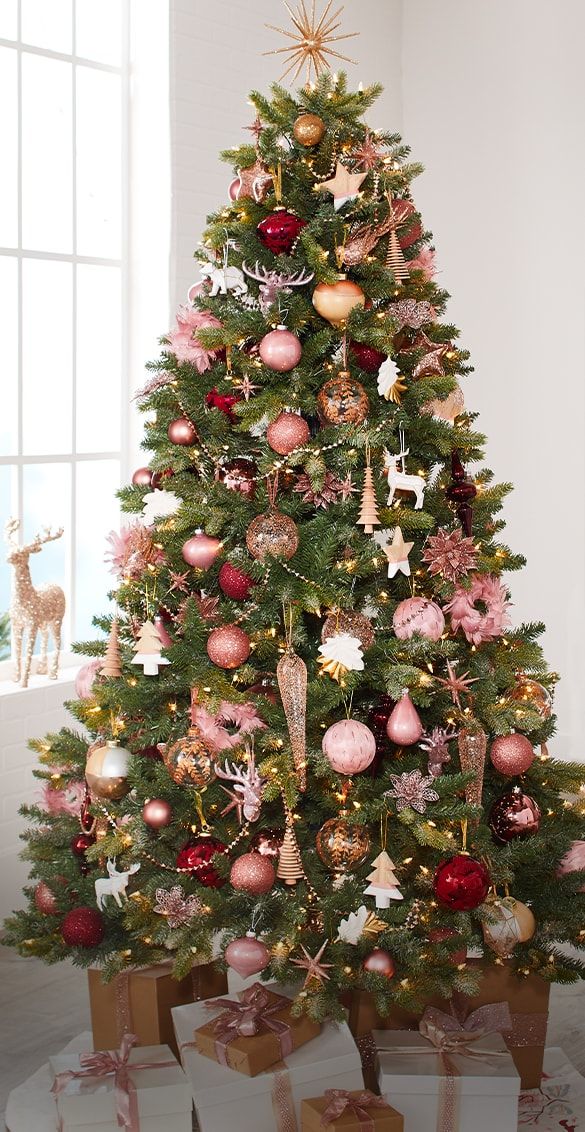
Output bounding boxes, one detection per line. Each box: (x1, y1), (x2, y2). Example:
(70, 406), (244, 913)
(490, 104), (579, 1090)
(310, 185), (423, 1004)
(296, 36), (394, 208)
(1, 948), (584, 1128)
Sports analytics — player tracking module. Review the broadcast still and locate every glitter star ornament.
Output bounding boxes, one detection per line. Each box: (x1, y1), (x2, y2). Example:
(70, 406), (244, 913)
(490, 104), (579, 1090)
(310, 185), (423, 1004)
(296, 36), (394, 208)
(353, 129), (385, 172)
(317, 162), (367, 210)
(384, 770), (439, 814)
(291, 939), (334, 987)
(153, 885), (202, 929)
(265, 1), (358, 85)
(318, 632), (364, 682)
(423, 528), (478, 584)
(234, 158), (273, 203)
(434, 659), (479, 710)
(383, 527), (413, 578)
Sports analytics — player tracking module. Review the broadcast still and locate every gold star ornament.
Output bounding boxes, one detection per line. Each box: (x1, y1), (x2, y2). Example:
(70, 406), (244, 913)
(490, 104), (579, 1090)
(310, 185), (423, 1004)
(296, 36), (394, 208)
(265, 1), (358, 85)
(317, 161), (367, 211)
(383, 527), (414, 579)
(290, 939), (334, 987)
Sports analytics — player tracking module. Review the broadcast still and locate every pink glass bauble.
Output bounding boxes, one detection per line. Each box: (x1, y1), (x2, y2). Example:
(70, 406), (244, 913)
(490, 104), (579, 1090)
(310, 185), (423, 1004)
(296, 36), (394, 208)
(132, 467), (153, 487)
(187, 282), (204, 301)
(386, 692), (423, 746)
(181, 530), (222, 569)
(230, 851), (275, 895)
(557, 841), (585, 890)
(322, 719), (376, 775)
(259, 327), (302, 372)
(168, 417), (197, 446)
(266, 412), (310, 455)
(393, 597), (445, 642)
(225, 931), (271, 977)
(228, 176), (241, 201)
(362, 948), (395, 978)
(142, 798), (172, 829)
(490, 733), (535, 776)
(74, 658), (102, 700)
(207, 624), (251, 669)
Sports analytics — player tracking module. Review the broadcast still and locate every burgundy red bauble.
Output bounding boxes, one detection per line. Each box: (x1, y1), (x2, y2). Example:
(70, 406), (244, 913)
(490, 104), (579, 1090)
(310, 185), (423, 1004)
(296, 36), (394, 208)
(207, 624), (251, 669)
(142, 798), (173, 829)
(70, 832), (95, 858)
(205, 387), (241, 420)
(433, 853), (490, 911)
(249, 827), (284, 858)
(490, 734), (535, 777)
(230, 851), (276, 895)
(362, 948), (395, 978)
(489, 786), (541, 843)
(182, 530), (222, 569)
(61, 906), (105, 948)
(216, 457), (257, 499)
(176, 836), (227, 887)
(168, 417), (197, 446)
(257, 209), (306, 255)
(259, 327), (302, 372)
(349, 341), (387, 374)
(225, 932), (271, 977)
(218, 562), (255, 601)
(132, 467), (154, 487)
(266, 412), (310, 455)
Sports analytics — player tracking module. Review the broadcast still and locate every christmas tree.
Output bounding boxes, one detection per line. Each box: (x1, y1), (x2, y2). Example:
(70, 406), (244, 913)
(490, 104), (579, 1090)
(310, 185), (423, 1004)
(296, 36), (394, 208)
(5, 7), (585, 1025)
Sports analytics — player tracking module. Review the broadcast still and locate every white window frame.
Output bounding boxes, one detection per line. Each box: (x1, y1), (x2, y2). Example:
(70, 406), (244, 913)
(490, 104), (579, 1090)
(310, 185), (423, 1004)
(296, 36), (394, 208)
(0, 2), (131, 676)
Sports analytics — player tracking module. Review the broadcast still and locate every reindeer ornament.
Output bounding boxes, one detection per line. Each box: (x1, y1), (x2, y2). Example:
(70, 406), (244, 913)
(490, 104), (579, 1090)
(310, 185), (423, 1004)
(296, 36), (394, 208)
(5, 519), (66, 688)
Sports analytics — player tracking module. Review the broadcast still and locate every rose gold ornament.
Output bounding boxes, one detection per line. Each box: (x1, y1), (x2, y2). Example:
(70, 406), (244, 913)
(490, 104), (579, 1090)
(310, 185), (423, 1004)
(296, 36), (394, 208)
(489, 786), (541, 843)
(362, 948), (395, 978)
(317, 372), (369, 426)
(142, 798), (173, 829)
(312, 280), (365, 327)
(392, 597), (445, 642)
(490, 733), (535, 777)
(259, 326), (302, 372)
(316, 816), (370, 874)
(509, 674), (553, 720)
(481, 895), (536, 958)
(162, 726), (215, 787)
(207, 624), (251, 669)
(167, 417), (197, 446)
(182, 530), (222, 569)
(132, 467), (153, 487)
(225, 932), (271, 977)
(34, 880), (59, 914)
(386, 692), (423, 747)
(458, 728), (487, 808)
(277, 649), (307, 791)
(293, 112), (325, 146)
(322, 718), (376, 775)
(230, 851), (275, 895)
(85, 740), (131, 800)
(321, 610), (374, 651)
(246, 509), (298, 561)
(266, 412), (310, 455)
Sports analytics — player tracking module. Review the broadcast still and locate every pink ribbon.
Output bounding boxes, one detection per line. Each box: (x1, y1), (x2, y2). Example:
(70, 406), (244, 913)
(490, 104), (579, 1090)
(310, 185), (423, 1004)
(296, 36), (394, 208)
(205, 982), (294, 1067)
(321, 1089), (391, 1130)
(51, 1033), (176, 1132)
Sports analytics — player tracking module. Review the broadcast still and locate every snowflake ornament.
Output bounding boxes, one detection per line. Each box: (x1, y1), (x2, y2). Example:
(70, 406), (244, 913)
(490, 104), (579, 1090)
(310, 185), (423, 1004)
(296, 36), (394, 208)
(423, 528), (478, 584)
(141, 489), (181, 526)
(153, 885), (202, 929)
(317, 632), (364, 683)
(384, 770), (439, 813)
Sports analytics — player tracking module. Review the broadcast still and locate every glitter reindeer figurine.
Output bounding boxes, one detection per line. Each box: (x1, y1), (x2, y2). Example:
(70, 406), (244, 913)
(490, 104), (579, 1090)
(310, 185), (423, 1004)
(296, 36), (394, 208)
(5, 519), (66, 688)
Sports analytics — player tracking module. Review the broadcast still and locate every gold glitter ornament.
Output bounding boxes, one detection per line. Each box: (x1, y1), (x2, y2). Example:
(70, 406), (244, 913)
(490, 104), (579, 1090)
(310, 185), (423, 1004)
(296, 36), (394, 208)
(321, 610), (374, 651)
(458, 727), (487, 809)
(161, 726), (215, 787)
(293, 112), (325, 146)
(277, 647), (308, 792)
(85, 739), (131, 800)
(5, 519), (66, 688)
(316, 817), (370, 876)
(246, 475), (299, 562)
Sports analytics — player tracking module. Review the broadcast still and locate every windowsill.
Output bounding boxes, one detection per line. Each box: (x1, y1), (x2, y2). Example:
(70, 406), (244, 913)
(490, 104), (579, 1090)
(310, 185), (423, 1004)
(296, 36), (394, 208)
(0, 654), (86, 698)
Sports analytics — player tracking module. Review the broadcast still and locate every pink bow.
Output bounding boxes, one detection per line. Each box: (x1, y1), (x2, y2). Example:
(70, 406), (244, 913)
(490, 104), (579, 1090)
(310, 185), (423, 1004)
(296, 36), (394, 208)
(421, 1001), (512, 1055)
(51, 1033), (176, 1131)
(206, 983), (294, 1066)
(321, 1089), (391, 1129)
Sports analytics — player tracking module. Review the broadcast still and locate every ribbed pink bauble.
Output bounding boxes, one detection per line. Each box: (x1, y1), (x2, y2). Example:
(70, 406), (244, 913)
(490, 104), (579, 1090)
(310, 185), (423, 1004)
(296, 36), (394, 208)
(259, 326), (302, 372)
(393, 597), (445, 642)
(182, 530), (222, 569)
(225, 932), (271, 977)
(168, 417), (197, 446)
(386, 692), (423, 746)
(322, 719), (376, 775)
(490, 733), (535, 776)
(266, 412), (310, 455)
(230, 851), (275, 895)
(207, 624), (251, 669)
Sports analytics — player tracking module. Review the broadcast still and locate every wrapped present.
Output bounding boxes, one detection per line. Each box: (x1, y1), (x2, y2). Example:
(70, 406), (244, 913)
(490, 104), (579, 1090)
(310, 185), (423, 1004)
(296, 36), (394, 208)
(301, 1089), (403, 1131)
(374, 1006), (520, 1132)
(88, 960), (227, 1057)
(172, 987), (365, 1132)
(49, 1035), (192, 1132)
(349, 959), (549, 1089)
(192, 981), (321, 1077)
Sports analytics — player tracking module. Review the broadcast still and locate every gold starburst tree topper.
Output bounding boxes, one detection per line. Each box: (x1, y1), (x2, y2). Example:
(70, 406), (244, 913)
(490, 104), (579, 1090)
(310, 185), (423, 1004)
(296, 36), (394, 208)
(265, 0), (358, 85)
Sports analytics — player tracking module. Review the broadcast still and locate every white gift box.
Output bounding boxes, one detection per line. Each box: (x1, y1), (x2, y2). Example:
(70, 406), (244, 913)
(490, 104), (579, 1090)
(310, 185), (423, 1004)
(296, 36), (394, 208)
(49, 1043), (192, 1132)
(374, 1029), (520, 1132)
(172, 987), (364, 1132)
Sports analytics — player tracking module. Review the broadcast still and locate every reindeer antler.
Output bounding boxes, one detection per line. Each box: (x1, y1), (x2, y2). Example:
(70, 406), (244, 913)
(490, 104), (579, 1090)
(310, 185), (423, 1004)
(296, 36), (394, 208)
(31, 526), (64, 549)
(4, 518), (20, 545)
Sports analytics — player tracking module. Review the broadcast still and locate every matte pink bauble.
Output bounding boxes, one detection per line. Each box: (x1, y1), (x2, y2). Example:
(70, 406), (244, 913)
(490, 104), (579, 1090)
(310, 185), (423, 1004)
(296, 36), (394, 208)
(187, 282), (204, 301)
(490, 733), (535, 776)
(225, 932), (271, 977)
(266, 412), (310, 455)
(207, 624), (251, 669)
(142, 798), (173, 829)
(322, 719), (376, 775)
(230, 851), (275, 895)
(132, 467), (153, 487)
(386, 692), (423, 746)
(393, 597), (445, 642)
(362, 948), (395, 978)
(182, 530), (222, 569)
(168, 417), (198, 446)
(259, 327), (302, 372)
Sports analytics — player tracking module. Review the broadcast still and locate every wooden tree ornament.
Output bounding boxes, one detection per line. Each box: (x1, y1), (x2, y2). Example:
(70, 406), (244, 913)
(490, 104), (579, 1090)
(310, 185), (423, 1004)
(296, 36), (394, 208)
(357, 454), (380, 535)
(100, 618), (122, 678)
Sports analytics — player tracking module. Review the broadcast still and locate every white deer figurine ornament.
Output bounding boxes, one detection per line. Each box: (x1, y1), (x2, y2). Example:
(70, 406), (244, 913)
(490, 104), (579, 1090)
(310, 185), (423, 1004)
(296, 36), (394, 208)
(95, 859), (141, 910)
(5, 519), (66, 688)
(383, 444), (426, 510)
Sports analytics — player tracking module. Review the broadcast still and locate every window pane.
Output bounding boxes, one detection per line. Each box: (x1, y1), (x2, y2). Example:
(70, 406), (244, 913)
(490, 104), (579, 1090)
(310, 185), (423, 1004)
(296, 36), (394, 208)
(76, 264), (121, 452)
(0, 466), (18, 620)
(22, 54), (72, 253)
(0, 48), (18, 247)
(75, 459), (119, 640)
(0, 1), (17, 39)
(22, 462), (71, 648)
(76, 67), (121, 258)
(0, 257), (19, 457)
(75, 0), (122, 65)
(22, 259), (73, 453)
(21, 0), (72, 54)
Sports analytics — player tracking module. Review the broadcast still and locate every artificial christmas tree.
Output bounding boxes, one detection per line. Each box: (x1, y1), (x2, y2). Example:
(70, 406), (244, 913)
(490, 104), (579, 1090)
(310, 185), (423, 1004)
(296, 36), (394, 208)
(5, 5), (585, 1092)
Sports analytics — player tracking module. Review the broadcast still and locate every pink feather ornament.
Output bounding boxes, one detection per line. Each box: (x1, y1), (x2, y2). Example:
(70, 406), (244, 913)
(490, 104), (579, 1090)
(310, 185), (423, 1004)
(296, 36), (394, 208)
(406, 247), (437, 280)
(393, 597), (445, 642)
(166, 306), (222, 371)
(445, 574), (511, 645)
(40, 779), (86, 816)
(74, 658), (102, 700)
(557, 841), (585, 890)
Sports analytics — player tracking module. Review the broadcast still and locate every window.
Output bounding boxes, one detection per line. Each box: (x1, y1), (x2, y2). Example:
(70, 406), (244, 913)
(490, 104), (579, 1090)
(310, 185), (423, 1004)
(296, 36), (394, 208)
(0, 1), (129, 651)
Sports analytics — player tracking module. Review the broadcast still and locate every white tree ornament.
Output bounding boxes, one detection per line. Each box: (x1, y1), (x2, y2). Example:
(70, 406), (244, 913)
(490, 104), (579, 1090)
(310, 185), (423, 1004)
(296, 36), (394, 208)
(132, 620), (170, 676)
(364, 850), (404, 908)
(141, 489), (181, 525)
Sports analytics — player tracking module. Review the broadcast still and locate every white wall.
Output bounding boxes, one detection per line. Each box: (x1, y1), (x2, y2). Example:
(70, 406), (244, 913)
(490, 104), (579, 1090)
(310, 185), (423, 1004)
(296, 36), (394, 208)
(400, 0), (585, 757)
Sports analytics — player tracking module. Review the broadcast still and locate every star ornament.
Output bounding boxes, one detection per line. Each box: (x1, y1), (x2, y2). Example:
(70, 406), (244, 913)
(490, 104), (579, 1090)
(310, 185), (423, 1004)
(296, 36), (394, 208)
(434, 659), (479, 710)
(353, 129), (386, 172)
(244, 114), (264, 143)
(265, 1), (358, 85)
(383, 527), (414, 579)
(290, 940), (334, 987)
(317, 161), (367, 211)
(235, 158), (273, 204)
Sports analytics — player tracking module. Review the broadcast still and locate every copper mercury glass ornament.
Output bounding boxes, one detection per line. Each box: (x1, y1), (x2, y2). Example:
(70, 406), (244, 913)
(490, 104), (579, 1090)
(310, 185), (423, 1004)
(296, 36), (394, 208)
(317, 371), (369, 426)
(316, 816), (370, 876)
(162, 726), (215, 787)
(489, 786), (541, 843)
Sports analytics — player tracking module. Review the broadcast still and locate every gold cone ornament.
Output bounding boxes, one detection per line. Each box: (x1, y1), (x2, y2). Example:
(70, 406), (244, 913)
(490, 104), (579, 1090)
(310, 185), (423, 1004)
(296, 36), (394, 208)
(277, 648), (308, 792)
(386, 194), (410, 282)
(100, 618), (122, 678)
(458, 727), (487, 809)
(357, 464), (380, 535)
